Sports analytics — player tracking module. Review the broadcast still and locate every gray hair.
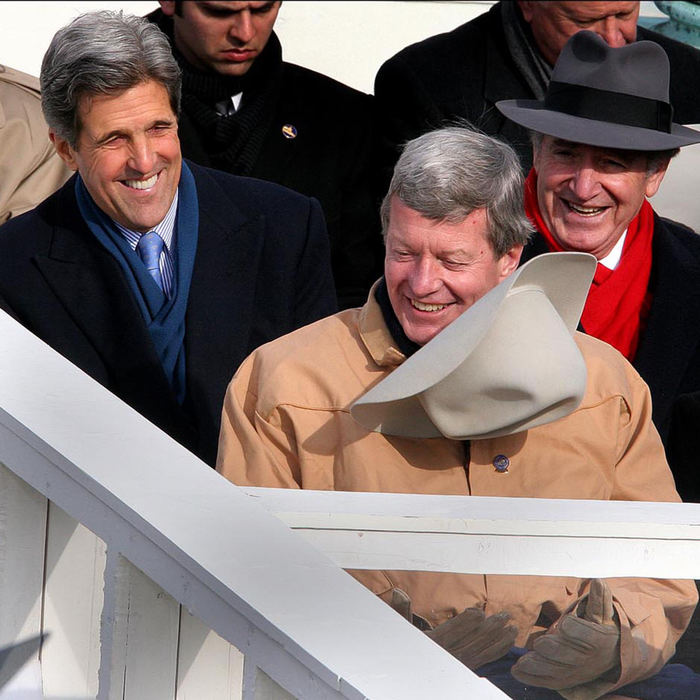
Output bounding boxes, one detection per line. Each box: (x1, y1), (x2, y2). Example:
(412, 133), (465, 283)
(381, 125), (532, 257)
(41, 10), (181, 146)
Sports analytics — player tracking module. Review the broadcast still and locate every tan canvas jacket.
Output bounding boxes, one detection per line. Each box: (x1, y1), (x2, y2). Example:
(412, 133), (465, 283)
(217, 291), (697, 693)
(0, 65), (71, 224)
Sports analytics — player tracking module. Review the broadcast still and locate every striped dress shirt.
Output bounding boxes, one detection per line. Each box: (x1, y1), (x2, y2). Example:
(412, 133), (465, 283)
(115, 190), (179, 298)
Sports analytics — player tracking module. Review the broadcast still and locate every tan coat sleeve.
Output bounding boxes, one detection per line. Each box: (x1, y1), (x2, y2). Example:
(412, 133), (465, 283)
(607, 369), (697, 691)
(217, 352), (302, 489)
(0, 68), (71, 223)
(568, 361), (698, 695)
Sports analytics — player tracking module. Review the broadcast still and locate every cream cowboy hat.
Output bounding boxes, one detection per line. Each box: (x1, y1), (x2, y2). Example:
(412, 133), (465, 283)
(496, 30), (700, 150)
(350, 252), (596, 440)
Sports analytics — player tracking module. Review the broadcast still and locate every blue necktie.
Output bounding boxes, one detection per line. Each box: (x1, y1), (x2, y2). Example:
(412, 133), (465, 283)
(137, 231), (164, 291)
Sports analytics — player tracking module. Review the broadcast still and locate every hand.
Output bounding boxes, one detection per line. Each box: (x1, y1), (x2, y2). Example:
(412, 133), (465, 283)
(511, 579), (621, 696)
(426, 606), (518, 670)
(387, 588), (517, 669)
(387, 587), (433, 631)
(389, 587), (413, 622)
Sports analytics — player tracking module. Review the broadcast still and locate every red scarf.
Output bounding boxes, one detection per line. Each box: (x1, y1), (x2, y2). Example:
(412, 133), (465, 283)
(524, 169), (654, 361)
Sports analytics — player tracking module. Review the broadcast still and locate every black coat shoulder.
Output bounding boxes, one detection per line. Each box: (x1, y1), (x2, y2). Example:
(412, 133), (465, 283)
(186, 158), (320, 215)
(373, 3), (532, 175)
(638, 26), (700, 124)
(375, 5), (500, 113)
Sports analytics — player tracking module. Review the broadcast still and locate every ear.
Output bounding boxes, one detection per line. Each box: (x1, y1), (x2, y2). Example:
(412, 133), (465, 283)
(49, 131), (79, 172)
(159, 1), (176, 17)
(497, 245), (524, 282)
(531, 139), (541, 170)
(644, 159), (670, 199)
(517, 1), (536, 23)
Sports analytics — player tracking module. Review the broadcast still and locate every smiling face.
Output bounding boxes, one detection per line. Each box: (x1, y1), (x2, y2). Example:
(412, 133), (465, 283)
(518, 1), (638, 65)
(51, 80), (181, 233)
(532, 136), (668, 258)
(160, 0), (280, 77)
(384, 197), (522, 346)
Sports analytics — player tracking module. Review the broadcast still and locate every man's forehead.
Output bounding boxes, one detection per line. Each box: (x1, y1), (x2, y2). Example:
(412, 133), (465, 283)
(548, 1), (639, 22)
(75, 82), (176, 137)
(387, 204), (489, 250)
(194, 0), (278, 12)
(546, 137), (644, 162)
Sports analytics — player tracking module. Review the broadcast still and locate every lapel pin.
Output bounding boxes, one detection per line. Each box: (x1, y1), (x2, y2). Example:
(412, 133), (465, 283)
(282, 124), (298, 139)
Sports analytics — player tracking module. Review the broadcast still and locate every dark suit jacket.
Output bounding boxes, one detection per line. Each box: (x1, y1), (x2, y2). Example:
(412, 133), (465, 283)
(521, 214), (700, 503)
(148, 11), (383, 310)
(374, 2), (700, 177)
(0, 162), (337, 466)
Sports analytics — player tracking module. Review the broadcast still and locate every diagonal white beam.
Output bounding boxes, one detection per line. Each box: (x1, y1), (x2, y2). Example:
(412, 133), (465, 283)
(0, 309), (505, 699)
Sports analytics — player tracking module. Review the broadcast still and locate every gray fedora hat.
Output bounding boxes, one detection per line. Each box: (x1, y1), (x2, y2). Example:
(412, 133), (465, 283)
(351, 252), (596, 441)
(496, 30), (700, 151)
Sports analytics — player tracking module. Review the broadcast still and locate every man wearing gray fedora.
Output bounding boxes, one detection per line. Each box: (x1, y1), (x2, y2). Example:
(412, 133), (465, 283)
(374, 1), (700, 177)
(497, 31), (700, 507)
(217, 125), (698, 698)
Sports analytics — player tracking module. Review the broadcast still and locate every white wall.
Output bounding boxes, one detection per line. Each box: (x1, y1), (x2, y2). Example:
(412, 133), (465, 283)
(0, 1), (493, 95)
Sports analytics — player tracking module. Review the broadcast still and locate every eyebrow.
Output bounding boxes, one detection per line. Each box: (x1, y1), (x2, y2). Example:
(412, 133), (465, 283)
(199, 1), (277, 14)
(551, 138), (578, 148)
(95, 118), (176, 145)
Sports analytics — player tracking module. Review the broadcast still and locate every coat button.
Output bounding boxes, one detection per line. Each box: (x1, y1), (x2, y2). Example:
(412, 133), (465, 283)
(493, 454), (510, 473)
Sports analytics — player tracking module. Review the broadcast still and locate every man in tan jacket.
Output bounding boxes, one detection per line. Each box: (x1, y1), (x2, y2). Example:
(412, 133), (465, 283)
(217, 126), (698, 698)
(0, 65), (70, 224)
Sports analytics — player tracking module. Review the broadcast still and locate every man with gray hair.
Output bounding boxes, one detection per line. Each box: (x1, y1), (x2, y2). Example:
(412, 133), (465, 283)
(217, 125), (697, 698)
(0, 10), (336, 467)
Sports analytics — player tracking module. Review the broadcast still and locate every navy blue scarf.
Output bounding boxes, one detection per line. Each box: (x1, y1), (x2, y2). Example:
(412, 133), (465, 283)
(75, 161), (199, 403)
(374, 277), (421, 358)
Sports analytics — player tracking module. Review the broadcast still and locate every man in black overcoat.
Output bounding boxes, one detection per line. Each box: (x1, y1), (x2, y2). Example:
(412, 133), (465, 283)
(0, 10), (337, 467)
(496, 30), (700, 669)
(149, 1), (383, 310)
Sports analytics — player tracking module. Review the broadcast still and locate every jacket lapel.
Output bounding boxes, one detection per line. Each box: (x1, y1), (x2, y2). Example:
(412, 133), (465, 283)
(33, 184), (186, 434)
(634, 217), (700, 431)
(185, 164), (265, 434)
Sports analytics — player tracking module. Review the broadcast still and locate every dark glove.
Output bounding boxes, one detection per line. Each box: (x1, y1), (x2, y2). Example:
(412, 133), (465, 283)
(388, 588), (518, 670)
(511, 578), (621, 699)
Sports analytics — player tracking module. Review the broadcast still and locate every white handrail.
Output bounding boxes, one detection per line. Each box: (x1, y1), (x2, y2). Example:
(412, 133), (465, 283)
(0, 309), (502, 699)
(243, 487), (700, 578)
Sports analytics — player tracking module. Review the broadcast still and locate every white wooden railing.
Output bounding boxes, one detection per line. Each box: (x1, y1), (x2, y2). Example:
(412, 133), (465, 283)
(0, 307), (699, 699)
(0, 309), (505, 699)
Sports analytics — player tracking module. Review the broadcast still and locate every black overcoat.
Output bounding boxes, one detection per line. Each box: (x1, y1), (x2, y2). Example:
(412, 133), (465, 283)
(521, 215), (700, 503)
(146, 3), (384, 311)
(0, 162), (337, 466)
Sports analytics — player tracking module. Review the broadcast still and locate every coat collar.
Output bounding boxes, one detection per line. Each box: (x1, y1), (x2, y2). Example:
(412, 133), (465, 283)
(358, 281), (406, 368)
(523, 215), (700, 436)
(33, 177), (189, 435)
(32, 164), (266, 462)
(483, 3), (539, 107)
(184, 163), (265, 423)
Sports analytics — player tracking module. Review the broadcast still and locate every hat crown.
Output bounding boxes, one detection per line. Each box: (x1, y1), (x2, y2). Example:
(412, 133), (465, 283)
(553, 30), (670, 104)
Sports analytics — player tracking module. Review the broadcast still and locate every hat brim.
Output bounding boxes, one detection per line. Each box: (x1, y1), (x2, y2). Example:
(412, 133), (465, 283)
(497, 99), (700, 150)
(351, 252), (596, 437)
